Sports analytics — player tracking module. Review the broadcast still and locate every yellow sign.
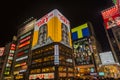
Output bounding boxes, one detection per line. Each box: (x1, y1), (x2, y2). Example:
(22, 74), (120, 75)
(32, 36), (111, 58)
(32, 9), (72, 49)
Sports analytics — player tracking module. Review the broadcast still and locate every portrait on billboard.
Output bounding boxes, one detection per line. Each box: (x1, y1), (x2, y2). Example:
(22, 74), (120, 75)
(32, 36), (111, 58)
(107, 17), (117, 29)
(61, 23), (69, 45)
(0, 47), (5, 56)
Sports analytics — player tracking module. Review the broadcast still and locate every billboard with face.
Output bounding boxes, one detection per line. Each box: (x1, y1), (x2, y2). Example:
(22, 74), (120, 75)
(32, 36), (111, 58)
(0, 47), (5, 56)
(101, 6), (120, 29)
(32, 9), (72, 49)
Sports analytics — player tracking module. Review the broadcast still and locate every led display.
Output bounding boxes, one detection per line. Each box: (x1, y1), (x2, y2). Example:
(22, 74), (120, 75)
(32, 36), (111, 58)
(73, 38), (93, 65)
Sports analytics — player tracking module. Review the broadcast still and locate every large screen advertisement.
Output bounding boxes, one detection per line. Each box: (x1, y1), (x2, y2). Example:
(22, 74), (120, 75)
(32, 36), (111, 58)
(99, 51), (115, 65)
(101, 6), (120, 29)
(32, 9), (72, 50)
(0, 47), (5, 56)
(71, 23), (90, 41)
(73, 38), (93, 65)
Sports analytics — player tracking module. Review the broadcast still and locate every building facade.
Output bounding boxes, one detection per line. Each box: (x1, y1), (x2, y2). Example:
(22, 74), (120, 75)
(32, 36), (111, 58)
(13, 19), (36, 80)
(29, 9), (74, 80)
(72, 22), (101, 79)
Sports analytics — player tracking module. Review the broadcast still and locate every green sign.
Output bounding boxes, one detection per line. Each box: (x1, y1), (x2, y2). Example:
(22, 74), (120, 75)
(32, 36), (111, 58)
(112, 0), (117, 4)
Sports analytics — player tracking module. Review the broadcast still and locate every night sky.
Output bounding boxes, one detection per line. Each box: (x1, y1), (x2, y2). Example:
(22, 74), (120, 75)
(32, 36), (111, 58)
(0, 0), (114, 51)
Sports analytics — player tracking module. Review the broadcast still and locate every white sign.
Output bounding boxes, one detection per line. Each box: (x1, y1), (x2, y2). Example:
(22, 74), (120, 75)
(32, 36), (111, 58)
(99, 51), (115, 65)
(54, 45), (59, 65)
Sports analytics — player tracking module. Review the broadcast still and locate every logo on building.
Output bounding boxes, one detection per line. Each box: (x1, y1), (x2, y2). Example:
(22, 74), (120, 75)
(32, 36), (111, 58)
(72, 23), (90, 40)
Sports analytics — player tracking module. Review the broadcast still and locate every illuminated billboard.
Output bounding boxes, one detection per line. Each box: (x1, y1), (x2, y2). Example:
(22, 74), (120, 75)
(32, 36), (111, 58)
(0, 47), (5, 56)
(71, 23), (90, 41)
(99, 51), (115, 65)
(29, 73), (54, 79)
(73, 38), (93, 65)
(101, 6), (120, 29)
(32, 9), (72, 49)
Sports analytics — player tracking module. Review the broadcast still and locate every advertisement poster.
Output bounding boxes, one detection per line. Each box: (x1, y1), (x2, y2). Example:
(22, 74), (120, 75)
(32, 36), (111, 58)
(101, 6), (120, 29)
(73, 38), (93, 65)
(0, 47), (5, 56)
(32, 9), (72, 50)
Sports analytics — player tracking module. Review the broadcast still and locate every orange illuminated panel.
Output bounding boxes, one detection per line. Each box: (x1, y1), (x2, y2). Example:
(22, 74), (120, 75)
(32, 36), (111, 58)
(20, 36), (31, 43)
(29, 73), (54, 79)
(22, 65), (27, 69)
(18, 41), (30, 48)
(20, 62), (26, 66)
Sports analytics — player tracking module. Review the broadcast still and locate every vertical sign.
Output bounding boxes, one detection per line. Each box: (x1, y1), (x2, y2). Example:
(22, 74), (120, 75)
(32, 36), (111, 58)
(54, 45), (59, 65)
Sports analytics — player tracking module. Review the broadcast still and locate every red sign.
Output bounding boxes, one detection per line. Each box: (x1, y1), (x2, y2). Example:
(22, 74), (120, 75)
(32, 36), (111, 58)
(101, 6), (120, 29)
(18, 41), (30, 48)
(20, 36), (31, 43)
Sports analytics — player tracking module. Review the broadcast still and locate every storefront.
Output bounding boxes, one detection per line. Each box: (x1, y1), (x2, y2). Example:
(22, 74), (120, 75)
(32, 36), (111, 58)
(98, 64), (120, 78)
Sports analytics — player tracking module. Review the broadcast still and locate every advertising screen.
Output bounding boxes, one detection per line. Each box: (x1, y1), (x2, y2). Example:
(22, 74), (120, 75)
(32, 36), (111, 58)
(72, 23), (90, 41)
(32, 9), (72, 50)
(101, 6), (120, 29)
(73, 38), (93, 65)
(0, 47), (5, 56)
(99, 51), (115, 65)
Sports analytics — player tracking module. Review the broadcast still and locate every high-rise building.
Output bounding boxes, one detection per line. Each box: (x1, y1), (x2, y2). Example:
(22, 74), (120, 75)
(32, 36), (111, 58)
(0, 47), (5, 79)
(72, 22), (101, 78)
(0, 36), (17, 80)
(13, 18), (36, 80)
(29, 9), (74, 80)
(101, 5), (120, 78)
